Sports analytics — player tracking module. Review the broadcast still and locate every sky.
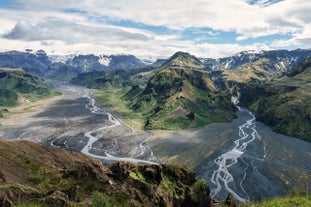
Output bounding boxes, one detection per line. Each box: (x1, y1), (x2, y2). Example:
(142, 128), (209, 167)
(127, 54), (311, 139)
(0, 0), (310, 59)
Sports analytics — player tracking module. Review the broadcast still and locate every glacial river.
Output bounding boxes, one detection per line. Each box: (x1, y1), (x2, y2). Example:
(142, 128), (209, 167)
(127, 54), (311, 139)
(210, 103), (266, 202)
(197, 97), (311, 202)
(50, 87), (158, 165)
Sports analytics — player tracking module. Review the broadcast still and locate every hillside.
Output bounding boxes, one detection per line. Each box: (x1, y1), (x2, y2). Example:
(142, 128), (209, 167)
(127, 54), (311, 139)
(0, 68), (58, 108)
(126, 52), (236, 129)
(239, 58), (311, 141)
(0, 140), (212, 207)
(71, 64), (156, 89)
(221, 58), (281, 86)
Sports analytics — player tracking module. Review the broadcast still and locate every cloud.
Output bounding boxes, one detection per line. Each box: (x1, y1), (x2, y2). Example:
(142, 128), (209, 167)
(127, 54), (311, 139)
(272, 25), (311, 48)
(13, 0), (308, 38)
(0, 0), (309, 58)
(3, 20), (152, 43)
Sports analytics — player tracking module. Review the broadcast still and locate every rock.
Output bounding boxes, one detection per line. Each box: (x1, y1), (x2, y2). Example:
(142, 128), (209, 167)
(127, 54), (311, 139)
(0, 170), (6, 184)
(225, 193), (237, 207)
(66, 186), (78, 202)
(0, 197), (14, 207)
(40, 190), (69, 207)
(108, 162), (131, 181)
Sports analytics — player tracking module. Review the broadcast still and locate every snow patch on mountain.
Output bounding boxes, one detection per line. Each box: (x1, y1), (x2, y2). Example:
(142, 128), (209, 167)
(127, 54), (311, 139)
(98, 55), (111, 66)
(49, 54), (76, 63)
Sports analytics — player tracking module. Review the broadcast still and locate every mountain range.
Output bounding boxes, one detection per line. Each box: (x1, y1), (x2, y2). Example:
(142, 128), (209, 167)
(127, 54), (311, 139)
(1, 49), (310, 76)
(1, 48), (311, 138)
(0, 50), (148, 80)
(201, 49), (311, 71)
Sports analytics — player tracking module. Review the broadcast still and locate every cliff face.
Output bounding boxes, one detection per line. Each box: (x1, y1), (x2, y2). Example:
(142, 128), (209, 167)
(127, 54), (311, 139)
(0, 140), (212, 207)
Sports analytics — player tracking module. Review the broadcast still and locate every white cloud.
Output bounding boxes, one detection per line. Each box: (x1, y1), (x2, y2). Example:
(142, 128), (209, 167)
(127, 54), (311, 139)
(10, 0), (310, 35)
(272, 25), (311, 48)
(0, 0), (309, 58)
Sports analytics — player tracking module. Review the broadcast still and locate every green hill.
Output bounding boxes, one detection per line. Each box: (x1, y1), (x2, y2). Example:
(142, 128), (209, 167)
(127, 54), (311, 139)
(125, 52), (236, 130)
(0, 68), (59, 116)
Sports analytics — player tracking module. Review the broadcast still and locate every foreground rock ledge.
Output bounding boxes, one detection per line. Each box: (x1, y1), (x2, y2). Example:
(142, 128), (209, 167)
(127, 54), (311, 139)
(0, 140), (213, 207)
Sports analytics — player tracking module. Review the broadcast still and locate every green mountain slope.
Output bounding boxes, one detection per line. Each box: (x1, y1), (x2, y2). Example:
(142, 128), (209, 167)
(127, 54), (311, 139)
(240, 58), (311, 141)
(0, 140), (211, 207)
(222, 58), (281, 86)
(126, 52), (236, 130)
(0, 68), (59, 111)
(71, 65), (156, 89)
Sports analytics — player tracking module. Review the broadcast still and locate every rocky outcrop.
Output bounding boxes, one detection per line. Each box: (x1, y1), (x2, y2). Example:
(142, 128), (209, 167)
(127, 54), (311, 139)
(0, 140), (212, 206)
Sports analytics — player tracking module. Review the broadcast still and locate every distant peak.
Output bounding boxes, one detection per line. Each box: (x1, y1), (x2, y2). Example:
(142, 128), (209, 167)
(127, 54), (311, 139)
(163, 51), (205, 69)
(170, 51), (193, 59)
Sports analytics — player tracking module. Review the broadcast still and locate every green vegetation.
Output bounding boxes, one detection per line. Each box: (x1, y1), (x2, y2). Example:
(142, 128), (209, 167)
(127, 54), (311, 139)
(91, 192), (122, 207)
(239, 58), (311, 141)
(222, 58), (281, 86)
(250, 195), (311, 207)
(17, 203), (44, 207)
(72, 52), (236, 130)
(94, 87), (145, 129)
(0, 68), (60, 108)
(71, 65), (155, 89)
(127, 66), (235, 130)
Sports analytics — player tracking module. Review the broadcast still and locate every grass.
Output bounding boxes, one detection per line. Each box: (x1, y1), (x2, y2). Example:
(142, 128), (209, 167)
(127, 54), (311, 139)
(129, 171), (147, 183)
(250, 196), (311, 207)
(17, 203), (44, 207)
(94, 87), (145, 130)
(91, 192), (134, 207)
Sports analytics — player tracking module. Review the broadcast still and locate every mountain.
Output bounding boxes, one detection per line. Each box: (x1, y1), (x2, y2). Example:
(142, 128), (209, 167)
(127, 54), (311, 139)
(0, 68), (58, 109)
(45, 62), (78, 81)
(160, 51), (206, 70)
(201, 49), (311, 72)
(0, 50), (147, 79)
(238, 57), (311, 141)
(0, 140), (212, 207)
(125, 52), (236, 130)
(64, 54), (145, 73)
(0, 50), (51, 75)
(219, 57), (283, 93)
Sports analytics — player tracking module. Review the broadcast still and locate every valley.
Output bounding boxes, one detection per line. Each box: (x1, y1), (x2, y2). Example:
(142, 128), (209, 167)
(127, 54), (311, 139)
(0, 82), (310, 203)
(0, 49), (311, 205)
(0, 84), (158, 165)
